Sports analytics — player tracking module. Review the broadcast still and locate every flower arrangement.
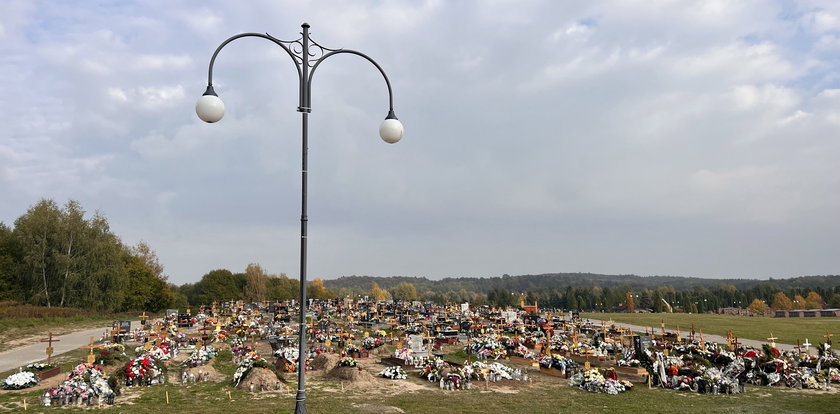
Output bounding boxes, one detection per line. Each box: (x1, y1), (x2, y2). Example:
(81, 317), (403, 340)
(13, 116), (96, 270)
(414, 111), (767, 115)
(45, 363), (115, 406)
(124, 354), (165, 386)
(344, 343), (361, 355)
(539, 354), (578, 373)
(466, 361), (524, 381)
(379, 366), (407, 380)
(232, 353), (270, 386)
(337, 356), (357, 367)
(1, 371), (39, 390)
(570, 369), (630, 395)
(465, 336), (507, 360)
(185, 345), (216, 367)
(362, 337), (383, 350)
(25, 362), (56, 372)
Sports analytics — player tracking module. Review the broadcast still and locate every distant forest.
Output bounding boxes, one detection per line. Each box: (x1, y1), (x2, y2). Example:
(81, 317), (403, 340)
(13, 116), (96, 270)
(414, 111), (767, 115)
(3, 199), (839, 313)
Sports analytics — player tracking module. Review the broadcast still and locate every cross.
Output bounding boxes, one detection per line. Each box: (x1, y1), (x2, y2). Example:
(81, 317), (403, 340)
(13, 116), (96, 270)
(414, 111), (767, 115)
(767, 333), (778, 348)
(40, 332), (61, 365)
(726, 330), (735, 351)
(690, 324), (696, 341)
(698, 329), (706, 352)
(79, 336), (105, 364)
(803, 338), (811, 354)
(139, 311), (149, 326)
(660, 319), (666, 337)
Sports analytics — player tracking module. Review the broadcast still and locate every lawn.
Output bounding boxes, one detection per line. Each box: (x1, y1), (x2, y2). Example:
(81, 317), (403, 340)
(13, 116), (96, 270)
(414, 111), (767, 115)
(581, 312), (840, 346)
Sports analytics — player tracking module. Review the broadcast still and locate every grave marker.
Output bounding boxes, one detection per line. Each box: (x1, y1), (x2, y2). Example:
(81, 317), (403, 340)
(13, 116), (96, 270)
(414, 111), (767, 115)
(40, 332), (60, 365)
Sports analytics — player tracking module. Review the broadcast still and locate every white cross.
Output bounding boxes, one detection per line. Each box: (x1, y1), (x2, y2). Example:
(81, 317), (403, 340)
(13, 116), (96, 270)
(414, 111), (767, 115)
(803, 338), (811, 354)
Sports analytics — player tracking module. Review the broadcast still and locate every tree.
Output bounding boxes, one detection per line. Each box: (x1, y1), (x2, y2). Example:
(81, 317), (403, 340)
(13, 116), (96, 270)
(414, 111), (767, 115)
(121, 254), (174, 311)
(195, 269), (240, 304)
(243, 263), (269, 302)
(130, 241), (167, 281)
(308, 278), (336, 300)
(771, 292), (793, 310)
(793, 295), (807, 309)
(390, 282), (417, 302)
(804, 291), (824, 309)
(625, 292), (635, 313)
(748, 298), (766, 314)
(13, 199), (62, 307)
(828, 293), (840, 308)
(0, 222), (21, 301)
(368, 282), (390, 301)
(268, 273), (298, 300)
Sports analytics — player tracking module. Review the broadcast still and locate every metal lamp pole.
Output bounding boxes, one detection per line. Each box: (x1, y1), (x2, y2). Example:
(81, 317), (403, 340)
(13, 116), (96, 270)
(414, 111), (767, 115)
(195, 23), (404, 414)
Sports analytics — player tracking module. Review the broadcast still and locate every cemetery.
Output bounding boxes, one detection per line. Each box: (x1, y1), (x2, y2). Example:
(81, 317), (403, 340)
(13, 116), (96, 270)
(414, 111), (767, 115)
(1, 298), (838, 413)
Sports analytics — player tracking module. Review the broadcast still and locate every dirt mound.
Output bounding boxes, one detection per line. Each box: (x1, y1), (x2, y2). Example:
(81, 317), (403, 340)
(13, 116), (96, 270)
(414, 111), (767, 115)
(371, 346), (391, 357)
(183, 363), (225, 382)
(311, 353), (340, 372)
(327, 366), (376, 386)
(236, 367), (284, 392)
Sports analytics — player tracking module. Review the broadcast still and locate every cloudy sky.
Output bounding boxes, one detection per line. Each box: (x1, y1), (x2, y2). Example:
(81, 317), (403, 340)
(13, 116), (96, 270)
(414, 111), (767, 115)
(1, 1), (839, 285)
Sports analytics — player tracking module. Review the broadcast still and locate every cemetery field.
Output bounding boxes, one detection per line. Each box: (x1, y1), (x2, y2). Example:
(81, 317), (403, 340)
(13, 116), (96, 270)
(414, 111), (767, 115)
(1, 364), (837, 413)
(581, 312), (840, 345)
(1, 345), (838, 413)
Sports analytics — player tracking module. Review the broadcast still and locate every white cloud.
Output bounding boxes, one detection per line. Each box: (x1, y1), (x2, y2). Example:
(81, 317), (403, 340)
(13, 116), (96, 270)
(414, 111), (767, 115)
(3, 0), (840, 282)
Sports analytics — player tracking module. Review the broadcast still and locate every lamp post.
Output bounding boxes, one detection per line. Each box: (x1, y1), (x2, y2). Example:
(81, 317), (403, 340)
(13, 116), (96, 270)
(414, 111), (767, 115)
(195, 23), (403, 414)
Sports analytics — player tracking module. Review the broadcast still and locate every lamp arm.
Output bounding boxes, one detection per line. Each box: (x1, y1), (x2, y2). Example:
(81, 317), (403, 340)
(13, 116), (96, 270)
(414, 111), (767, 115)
(205, 33), (304, 98)
(307, 49), (395, 113)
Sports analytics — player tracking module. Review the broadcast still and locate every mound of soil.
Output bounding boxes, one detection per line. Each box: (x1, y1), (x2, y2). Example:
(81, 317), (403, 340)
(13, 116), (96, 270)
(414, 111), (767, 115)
(311, 353), (340, 372)
(183, 363), (225, 382)
(236, 367), (284, 392)
(327, 366), (376, 386)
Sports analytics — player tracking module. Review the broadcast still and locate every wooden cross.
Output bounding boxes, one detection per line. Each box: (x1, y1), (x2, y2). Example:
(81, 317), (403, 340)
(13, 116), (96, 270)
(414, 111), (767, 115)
(660, 319), (666, 337)
(726, 330), (736, 351)
(767, 333), (778, 348)
(40, 332), (60, 365)
(79, 336), (105, 364)
(698, 329), (706, 352)
(421, 332), (437, 357)
(139, 311), (149, 326)
(824, 332), (834, 346)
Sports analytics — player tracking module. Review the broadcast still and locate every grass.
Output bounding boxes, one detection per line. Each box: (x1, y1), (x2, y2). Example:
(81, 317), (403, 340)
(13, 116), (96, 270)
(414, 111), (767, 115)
(581, 312), (840, 345)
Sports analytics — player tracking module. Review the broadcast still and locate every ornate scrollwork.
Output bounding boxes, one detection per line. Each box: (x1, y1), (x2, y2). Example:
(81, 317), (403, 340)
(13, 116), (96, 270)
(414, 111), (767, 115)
(265, 33), (341, 68)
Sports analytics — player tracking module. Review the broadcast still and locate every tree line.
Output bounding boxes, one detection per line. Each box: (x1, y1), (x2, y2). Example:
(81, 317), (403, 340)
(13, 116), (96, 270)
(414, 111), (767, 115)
(3, 199), (839, 313)
(0, 199), (175, 312)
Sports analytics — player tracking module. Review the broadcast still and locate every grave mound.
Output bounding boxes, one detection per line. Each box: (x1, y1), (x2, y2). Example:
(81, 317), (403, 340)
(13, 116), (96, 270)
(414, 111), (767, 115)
(311, 353), (340, 372)
(235, 367), (284, 392)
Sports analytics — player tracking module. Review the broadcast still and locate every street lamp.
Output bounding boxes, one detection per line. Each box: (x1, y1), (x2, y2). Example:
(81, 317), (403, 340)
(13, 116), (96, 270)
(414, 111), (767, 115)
(195, 23), (403, 414)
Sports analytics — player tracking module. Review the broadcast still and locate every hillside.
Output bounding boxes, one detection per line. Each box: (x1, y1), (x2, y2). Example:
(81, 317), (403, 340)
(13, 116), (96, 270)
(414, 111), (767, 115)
(323, 273), (840, 294)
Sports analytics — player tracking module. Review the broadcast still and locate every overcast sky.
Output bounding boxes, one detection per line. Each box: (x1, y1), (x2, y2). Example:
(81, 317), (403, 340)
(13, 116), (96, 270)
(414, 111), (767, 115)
(2, 1), (839, 285)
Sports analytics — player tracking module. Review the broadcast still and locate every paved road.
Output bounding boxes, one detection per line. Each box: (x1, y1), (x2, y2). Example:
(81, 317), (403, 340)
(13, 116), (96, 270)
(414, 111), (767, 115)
(587, 319), (796, 351)
(0, 323), (131, 373)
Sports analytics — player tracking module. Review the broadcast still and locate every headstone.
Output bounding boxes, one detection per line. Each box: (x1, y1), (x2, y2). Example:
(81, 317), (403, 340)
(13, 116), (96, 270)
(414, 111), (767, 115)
(633, 335), (652, 356)
(408, 335), (425, 353)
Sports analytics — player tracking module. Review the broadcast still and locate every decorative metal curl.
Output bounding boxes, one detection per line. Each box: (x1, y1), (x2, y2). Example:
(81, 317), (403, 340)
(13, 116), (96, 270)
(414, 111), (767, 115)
(265, 32), (341, 68)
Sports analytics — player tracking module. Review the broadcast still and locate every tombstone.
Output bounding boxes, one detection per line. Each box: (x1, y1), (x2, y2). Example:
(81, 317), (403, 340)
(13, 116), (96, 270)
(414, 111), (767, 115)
(408, 335), (425, 353)
(633, 335), (652, 356)
(166, 309), (179, 319)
